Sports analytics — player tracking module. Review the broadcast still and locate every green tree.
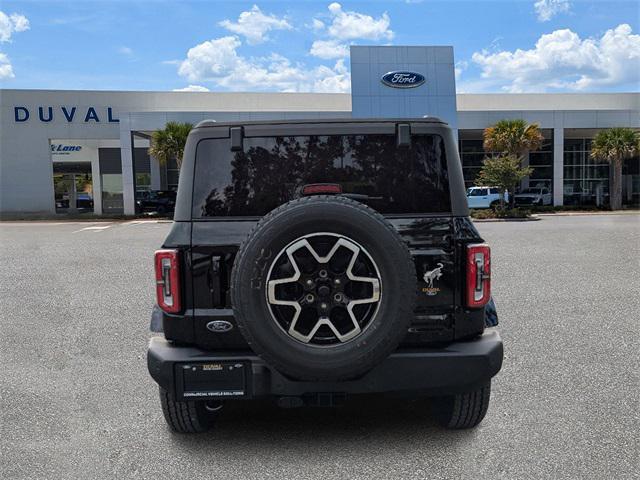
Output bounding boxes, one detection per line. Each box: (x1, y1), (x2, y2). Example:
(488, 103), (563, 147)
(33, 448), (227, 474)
(483, 119), (544, 158)
(482, 119), (544, 207)
(148, 121), (193, 169)
(590, 127), (640, 210)
(476, 156), (533, 209)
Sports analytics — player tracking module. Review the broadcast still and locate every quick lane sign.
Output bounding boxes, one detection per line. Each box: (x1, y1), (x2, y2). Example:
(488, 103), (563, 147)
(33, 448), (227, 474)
(51, 144), (82, 155)
(14, 106), (119, 123)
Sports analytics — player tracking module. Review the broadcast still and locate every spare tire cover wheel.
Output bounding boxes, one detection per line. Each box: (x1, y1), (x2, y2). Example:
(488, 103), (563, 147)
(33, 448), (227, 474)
(231, 196), (416, 381)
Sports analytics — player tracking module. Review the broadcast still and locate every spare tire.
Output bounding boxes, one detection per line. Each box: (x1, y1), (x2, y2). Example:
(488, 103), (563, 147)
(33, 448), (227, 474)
(230, 195), (416, 381)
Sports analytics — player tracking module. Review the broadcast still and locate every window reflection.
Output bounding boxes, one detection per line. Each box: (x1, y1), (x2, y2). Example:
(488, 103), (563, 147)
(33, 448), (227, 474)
(194, 134), (450, 217)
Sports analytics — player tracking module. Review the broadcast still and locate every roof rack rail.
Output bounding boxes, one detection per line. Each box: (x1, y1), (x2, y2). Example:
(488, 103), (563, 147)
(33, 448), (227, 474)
(195, 119), (217, 128)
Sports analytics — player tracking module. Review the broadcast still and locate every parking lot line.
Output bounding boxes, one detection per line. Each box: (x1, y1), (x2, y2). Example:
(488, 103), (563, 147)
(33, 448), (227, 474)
(72, 225), (112, 233)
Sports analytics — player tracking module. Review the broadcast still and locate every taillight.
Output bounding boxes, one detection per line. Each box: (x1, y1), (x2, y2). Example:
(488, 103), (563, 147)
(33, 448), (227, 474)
(155, 249), (181, 313)
(465, 243), (491, 308)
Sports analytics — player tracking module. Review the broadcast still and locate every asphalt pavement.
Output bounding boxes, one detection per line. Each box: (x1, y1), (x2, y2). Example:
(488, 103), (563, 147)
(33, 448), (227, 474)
(1, 215), (638, 480)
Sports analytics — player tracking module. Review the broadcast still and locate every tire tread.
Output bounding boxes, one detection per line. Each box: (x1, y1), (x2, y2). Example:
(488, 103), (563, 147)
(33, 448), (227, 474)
(159, 387), (216, 433)
(435, 382), (491, 429)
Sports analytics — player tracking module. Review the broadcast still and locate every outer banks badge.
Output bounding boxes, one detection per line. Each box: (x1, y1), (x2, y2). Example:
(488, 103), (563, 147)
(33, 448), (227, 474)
(422, 263), (443, 296)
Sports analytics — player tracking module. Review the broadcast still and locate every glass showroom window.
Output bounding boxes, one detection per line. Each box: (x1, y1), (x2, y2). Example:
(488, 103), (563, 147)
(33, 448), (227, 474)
(101, 174), (124, 213)
(622, 153), (640, 207)
(134, 147), (151, 192)
(563, 138), (610, 206)
(458, 137), (486, 188)
(528, 133), (553, 191)
(166, 157), (180, 191)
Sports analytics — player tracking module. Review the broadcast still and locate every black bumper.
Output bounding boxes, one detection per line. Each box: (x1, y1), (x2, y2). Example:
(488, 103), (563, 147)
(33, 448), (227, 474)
(147, 331), (503, 400)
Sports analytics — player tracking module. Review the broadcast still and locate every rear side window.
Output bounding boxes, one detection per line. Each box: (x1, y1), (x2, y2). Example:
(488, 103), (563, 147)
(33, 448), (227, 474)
(192, 134), (450, 218)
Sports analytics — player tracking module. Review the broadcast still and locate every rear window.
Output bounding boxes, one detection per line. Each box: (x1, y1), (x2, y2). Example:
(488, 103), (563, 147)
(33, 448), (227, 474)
(192, 134), (450, 218)
(467, 188), (487, 196)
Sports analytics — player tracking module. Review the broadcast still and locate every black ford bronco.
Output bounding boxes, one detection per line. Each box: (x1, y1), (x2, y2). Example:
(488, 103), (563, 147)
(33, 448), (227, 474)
(147, 118), (503, 433)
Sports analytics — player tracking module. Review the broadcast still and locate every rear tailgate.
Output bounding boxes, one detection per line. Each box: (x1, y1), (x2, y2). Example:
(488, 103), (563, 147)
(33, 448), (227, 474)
(390, 217), (455, 344)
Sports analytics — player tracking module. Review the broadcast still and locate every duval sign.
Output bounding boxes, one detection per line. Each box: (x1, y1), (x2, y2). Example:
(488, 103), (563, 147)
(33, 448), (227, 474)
(14, 106), (119, 123)
(381, 71), (426, 89)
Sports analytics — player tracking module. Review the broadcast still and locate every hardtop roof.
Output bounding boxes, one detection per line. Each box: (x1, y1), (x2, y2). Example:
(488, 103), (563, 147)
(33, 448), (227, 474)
(193, 117), (447, 129)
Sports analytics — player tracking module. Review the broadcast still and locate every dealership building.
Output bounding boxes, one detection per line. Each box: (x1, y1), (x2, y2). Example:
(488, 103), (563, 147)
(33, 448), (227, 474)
(1, 45), (638, 216)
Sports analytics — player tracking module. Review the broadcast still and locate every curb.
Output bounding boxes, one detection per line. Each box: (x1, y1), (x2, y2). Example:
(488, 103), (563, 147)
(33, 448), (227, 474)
(472, 217), (541, 223)
(535, 211), (640, 217)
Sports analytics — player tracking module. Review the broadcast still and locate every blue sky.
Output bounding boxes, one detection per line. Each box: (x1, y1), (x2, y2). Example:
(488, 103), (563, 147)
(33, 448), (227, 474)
(0, 0), (638, 93)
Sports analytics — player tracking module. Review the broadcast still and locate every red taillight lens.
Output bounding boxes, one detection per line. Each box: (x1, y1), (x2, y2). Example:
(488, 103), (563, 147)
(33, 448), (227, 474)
(466, 243), (491, 308)
(302, 183), (343, 195)
(155, 249), (181, 313)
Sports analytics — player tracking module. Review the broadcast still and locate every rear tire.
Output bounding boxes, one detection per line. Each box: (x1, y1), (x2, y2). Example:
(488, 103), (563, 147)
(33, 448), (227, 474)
(432, 382), (491, 429)
(159, 387), (222, 433)
(490, 201), (499, 210)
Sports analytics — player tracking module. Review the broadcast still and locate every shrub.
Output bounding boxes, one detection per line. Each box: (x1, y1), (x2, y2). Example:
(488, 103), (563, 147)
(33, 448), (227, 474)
(470, 208), (532, 220)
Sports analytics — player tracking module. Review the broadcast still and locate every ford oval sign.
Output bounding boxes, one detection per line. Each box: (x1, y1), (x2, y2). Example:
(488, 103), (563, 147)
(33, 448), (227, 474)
(381, 71), (426, 89)
(206, 320), (234, 333)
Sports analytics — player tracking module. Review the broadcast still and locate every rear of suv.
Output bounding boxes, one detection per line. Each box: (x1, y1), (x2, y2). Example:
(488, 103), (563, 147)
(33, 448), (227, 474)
(147, 118), (503, 433)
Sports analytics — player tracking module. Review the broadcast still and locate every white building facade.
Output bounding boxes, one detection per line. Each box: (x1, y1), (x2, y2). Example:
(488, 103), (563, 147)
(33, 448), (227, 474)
(1, 46), (638, 216)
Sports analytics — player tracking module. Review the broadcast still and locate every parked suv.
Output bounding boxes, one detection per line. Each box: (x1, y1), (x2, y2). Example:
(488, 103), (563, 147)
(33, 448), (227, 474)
(147, 118), (503, 433)
(466, 186), (508, 209)
(136, 190), (176, 214)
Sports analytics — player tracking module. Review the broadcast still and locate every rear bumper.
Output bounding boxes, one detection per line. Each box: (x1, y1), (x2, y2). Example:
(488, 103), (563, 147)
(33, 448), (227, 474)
(147, 331), (503, 400)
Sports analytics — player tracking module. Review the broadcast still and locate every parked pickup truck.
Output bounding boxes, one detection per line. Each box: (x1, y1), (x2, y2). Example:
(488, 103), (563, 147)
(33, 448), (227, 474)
(466, 186), (508, 209)
(514, 187), (552, 206)
(147, 118), (503, 433)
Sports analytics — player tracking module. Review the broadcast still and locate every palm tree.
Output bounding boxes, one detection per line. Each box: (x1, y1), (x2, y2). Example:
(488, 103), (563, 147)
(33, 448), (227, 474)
(483, 119), (544, 158)
(590, 128), (640, 210)
(148, 121), (193, 169)
(483, 119), (544, 207)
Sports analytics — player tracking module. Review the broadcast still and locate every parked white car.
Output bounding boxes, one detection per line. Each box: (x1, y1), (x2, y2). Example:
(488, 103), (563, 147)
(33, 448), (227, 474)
(514, 187), (552, 206)
(466, 186), (508, 209)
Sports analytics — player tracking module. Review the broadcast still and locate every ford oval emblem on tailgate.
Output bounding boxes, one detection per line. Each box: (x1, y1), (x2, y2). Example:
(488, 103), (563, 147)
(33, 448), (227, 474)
(206, 320), (234, 333)
(381, 71), (426, 89)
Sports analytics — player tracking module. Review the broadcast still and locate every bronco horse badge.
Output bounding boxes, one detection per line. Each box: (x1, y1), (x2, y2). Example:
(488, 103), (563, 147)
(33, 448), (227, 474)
(422, 263), (444, 296)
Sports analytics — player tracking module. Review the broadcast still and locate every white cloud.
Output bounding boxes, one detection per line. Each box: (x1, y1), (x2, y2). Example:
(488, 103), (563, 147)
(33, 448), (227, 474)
(0, 11), (29, 42)
(0, 11), (28, 79)
(178, 36), (243, 82)
(311, 59), (350, 93)
(454, 60), (468, 81)
(311, 18), (325, 32)
(310, 39), (349, 60)
(471, 24), (640, 92)
(177, 35), (350, 93)
(173, 85), (210, 92)
(534, 0), (570, 22)
(324, 3), (393, 41)
(308, 3), (393, 59)
(0, 52), (14, 79)
(118, 46), (133, 56)
(219, 5), (291, 45)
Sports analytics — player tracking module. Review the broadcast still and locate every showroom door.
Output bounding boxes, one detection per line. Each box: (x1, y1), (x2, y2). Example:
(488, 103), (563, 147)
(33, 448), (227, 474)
(52, 162), (94, 214)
